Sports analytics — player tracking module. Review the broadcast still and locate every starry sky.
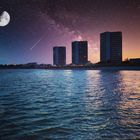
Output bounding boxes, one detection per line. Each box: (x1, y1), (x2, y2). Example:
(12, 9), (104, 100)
(0, 0), (140, 64)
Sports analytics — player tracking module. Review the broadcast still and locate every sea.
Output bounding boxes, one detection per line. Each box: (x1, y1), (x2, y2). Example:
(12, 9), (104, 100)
(0, 69), (140, 139)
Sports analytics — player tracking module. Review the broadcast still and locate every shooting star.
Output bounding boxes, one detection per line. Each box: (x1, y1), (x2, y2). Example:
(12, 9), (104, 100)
(30, 35), (45, 51)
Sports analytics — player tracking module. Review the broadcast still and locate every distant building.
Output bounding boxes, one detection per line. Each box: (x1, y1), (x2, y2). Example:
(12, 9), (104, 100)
(129, 58), (140, 63)
(53, 46), (66, 66)
(24, 62), (38, 68)
(72, 41), (88, 65)
(100, 31), (122, 64)
(26, 62), (38, 67)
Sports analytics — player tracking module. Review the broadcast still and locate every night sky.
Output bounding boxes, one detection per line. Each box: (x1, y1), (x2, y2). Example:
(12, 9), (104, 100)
(0, 0), (140, 64)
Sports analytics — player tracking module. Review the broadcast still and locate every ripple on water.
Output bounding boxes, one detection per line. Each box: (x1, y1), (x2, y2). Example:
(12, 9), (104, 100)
(0, 70), (140, 139)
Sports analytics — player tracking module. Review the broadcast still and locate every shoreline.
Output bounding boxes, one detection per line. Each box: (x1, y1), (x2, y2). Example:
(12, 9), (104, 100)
(0, 66), (140, 71)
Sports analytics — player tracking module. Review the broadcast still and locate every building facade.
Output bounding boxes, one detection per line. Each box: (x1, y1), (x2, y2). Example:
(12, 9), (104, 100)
(100, 32), (122, 64)
(72, 41), (88, 65)
(53, 46), (66, 66)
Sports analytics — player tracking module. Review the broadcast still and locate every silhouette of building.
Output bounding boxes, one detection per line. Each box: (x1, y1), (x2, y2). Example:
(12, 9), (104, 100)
(100, 31), (122, 64)
(53, 46), (66, 66)
(129, 58), (140, 63)
(72, 41), (88, 65)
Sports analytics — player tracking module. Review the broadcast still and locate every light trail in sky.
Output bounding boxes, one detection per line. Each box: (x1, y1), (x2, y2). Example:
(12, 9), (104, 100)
(30, 35), (45, 50)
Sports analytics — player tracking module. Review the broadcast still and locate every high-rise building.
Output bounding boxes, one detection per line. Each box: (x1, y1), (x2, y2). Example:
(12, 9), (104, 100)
(72, 41), (88, 65)
(53, 46), (66, 66)
(100, 31), (122, 64)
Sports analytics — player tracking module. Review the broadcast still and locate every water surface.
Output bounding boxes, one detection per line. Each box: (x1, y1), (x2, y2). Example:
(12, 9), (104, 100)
(0, 70), (140, 139)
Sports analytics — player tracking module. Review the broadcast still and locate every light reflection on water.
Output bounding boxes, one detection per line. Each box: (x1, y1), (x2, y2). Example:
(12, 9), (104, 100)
(0, 69), (140, 139)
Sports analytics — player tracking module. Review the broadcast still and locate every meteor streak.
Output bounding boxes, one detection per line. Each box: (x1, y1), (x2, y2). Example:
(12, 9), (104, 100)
(30, 35), (45, 50)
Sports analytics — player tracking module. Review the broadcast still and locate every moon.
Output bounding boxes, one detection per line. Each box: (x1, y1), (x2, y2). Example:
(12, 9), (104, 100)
(0, 11), (10, 27)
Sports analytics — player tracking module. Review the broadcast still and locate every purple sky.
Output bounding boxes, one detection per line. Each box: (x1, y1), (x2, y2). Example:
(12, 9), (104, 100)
(0, 0), (140, 64)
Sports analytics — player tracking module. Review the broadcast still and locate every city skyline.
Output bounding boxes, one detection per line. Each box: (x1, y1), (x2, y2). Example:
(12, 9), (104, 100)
(53, 33), (122, 66)
(0, 28), (139, 65)
(0, 0), (140, 64)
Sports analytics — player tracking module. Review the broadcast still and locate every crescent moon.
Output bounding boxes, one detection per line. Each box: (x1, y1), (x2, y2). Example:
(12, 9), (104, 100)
(0, 11), (10, 27)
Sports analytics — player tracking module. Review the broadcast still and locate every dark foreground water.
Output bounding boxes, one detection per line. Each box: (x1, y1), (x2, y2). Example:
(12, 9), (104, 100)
(0, 70), (140, 140)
